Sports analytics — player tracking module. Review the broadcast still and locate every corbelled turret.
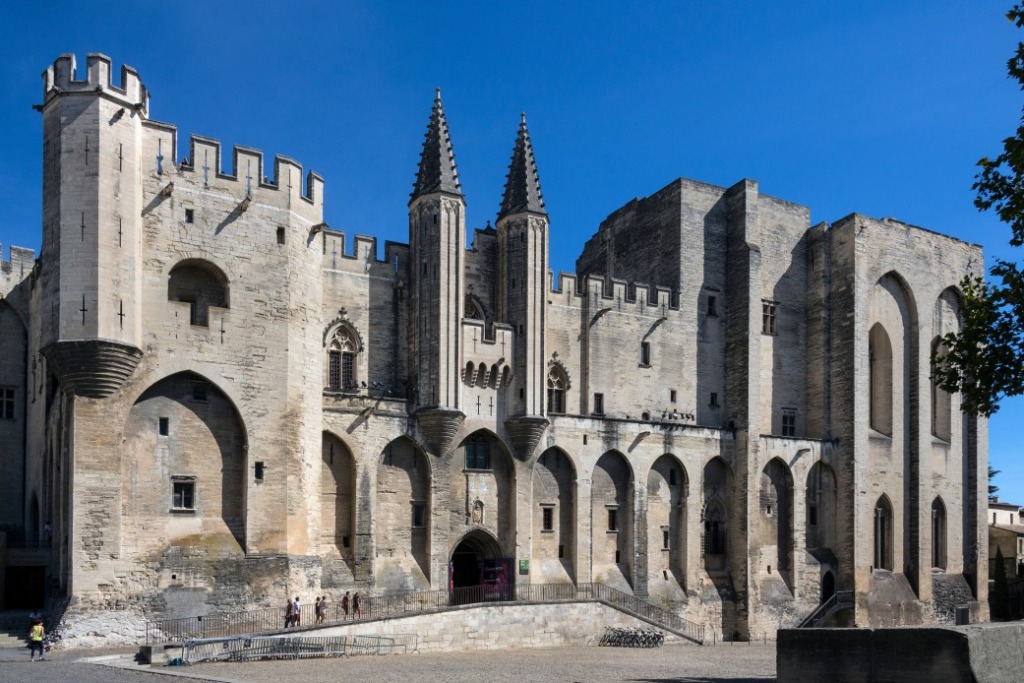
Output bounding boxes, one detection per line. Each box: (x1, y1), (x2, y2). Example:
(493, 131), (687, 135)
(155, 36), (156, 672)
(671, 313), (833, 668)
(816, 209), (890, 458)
(497, 114), (549, 460)
(408, 90), (466, 456)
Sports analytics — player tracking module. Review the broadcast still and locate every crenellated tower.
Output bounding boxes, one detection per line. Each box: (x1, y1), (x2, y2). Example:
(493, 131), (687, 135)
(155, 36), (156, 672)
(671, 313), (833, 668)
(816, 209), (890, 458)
(497, 114), (549, 460)
(408, 90), (466, 455)
(38, 54), (146, 396)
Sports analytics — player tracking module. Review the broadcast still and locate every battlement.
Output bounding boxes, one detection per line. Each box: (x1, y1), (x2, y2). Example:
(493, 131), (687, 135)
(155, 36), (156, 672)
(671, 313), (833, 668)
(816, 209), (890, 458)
(0, 244), (35, 279)
(176, 135), (324, 208)
(43, 54), (148, 115)
(548, 271), (679, 310)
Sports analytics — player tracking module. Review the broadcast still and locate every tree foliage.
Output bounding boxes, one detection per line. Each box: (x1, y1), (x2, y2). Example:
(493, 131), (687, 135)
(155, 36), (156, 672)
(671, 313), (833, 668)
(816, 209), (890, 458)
(935, 5), (1024, 416)
(990, 464), (1002, 500)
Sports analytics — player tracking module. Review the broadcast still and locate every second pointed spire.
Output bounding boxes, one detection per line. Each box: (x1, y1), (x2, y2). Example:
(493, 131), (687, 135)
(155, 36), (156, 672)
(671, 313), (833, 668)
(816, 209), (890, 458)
(411, 89), (463, 202)
(498, 113), (546, 221)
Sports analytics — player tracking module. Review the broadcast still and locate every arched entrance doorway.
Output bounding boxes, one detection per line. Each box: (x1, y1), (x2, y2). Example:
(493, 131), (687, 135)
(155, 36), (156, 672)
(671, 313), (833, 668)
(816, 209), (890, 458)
(449, 530), (509, 604)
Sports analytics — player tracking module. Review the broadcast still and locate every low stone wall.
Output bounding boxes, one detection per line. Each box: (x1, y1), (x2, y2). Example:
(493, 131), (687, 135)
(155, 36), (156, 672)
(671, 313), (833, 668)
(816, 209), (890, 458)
(778, 622), (1024, 683)
(312, 602), (692, 652)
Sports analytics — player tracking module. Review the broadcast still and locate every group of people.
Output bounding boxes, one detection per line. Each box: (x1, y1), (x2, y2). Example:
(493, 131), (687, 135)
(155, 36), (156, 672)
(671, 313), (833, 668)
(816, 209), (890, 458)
(284, 591), (362, 628)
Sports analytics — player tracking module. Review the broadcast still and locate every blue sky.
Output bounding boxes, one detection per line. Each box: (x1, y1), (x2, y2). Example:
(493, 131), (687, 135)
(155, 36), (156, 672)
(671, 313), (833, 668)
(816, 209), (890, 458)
(3, 1), (1024, 503)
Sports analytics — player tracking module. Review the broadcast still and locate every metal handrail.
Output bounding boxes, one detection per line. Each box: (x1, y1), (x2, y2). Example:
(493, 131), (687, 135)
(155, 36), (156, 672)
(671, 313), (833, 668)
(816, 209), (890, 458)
(146, 582), (704, 645)
(797, 590), (854, 628)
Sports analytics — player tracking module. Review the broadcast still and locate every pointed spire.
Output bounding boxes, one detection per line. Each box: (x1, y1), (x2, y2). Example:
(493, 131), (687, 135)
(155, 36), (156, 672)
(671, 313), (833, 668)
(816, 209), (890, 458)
(498, 112), (546, 221)
(410, 88), (463, 202)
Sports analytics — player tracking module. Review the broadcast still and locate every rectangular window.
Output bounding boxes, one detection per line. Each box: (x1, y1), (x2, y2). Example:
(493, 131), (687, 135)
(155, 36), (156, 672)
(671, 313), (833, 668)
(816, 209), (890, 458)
(465, 439), (491, 470)
(191, 381), (208, 402)
(159, 417), (169, 436)
(542, 506), (554, 532)
(670, 389), (677, 403)
(607, 508), (618, 532)
(412, 503), (426, 528)
(710, 392), (719, 407)
(782, 411), (796, 437)
(558, 544), (564, 559)
(640, 341), (651, 366)
(809, 504), (818, 526)
(547, 388), (564, 414)
(707, 295), (717, 317)
(593, 393), (605, 415)
(185, 208), (194, 224)
(663, 529), (670, 549)
(276, 226), (286, 245)
(255, 462), (265, 481)
(0, 387), (14, 419)
(171, 479), (195, 510)
(328, 350), (341, 390)
(762, 300), (778, 335)
(341, 352), (355, 389)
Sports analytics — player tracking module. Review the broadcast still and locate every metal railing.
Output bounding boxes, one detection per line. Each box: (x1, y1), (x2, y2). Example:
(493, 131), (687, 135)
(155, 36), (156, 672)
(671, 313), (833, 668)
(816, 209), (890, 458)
(146, 582), (705, 646)
(797, 590), (854, 628)
(182, 633), (418, 664)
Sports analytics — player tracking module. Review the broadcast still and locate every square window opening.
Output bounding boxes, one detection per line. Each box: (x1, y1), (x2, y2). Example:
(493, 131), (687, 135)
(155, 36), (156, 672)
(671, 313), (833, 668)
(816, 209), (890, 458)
(412, 503), (426, 528)
(607, 508), (618, 532)
(184, 208), (194, 224)
(171, 479), (195, 511)
(593, 393), (605, 415)
(542, 506), (554, 532)
(670, 389), (677, 403)
(276, 226), (286, 245)
(159, 417), (169, 437)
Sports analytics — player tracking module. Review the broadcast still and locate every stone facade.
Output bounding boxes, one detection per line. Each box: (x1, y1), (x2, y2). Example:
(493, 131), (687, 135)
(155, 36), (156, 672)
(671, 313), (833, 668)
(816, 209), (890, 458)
(0, 54), (989, 643)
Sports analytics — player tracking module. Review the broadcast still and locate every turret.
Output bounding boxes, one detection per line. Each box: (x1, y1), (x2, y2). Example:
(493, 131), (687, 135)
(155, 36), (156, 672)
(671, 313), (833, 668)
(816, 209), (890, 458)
(408, 90), (466, 455)
(497, 114), (549, 460)
(38, 54), (146, 397)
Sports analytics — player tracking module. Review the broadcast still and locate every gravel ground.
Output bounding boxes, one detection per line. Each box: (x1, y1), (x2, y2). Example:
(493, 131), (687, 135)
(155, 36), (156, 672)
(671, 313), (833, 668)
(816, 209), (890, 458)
(0, 643), (777, 683)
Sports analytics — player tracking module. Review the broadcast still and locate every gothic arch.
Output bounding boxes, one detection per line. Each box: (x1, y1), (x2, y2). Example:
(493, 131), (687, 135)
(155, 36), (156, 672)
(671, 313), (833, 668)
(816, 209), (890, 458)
(592, 450), (634, 589)
(532, 447), (577, 583)
(869, 323), (893, 435)
(376, 436), (431, 588)
(321, 431), (356, 563)
(122, 370), (247, 552)
(647, 454), (688, 592)
(546, 362), (569, 414)
(760, 458), (794, 586)
(455, 430), (516, 555)
(806, 461), (836, 550)
(703, 457), (733, 572)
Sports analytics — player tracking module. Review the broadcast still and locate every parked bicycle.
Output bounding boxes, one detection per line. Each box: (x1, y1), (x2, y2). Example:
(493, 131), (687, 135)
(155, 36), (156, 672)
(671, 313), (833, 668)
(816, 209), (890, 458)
(598, 626), (664, 648)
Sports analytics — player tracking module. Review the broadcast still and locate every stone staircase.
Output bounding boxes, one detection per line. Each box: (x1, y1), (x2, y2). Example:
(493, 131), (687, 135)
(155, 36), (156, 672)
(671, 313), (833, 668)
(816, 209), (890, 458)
(0, 630), (28, 648)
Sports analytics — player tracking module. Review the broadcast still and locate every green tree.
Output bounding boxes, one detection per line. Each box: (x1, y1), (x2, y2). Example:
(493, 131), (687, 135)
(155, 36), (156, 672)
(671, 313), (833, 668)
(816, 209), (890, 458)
(935, 5), (1024, 415)
(990, 464), (1002, 500)
(993, 545), (1010, 620)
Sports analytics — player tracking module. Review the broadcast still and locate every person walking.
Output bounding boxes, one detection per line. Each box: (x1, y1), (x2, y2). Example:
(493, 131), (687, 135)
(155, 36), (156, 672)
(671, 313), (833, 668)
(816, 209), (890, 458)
(292, 596), (301, 627)
(284, 597), (294, 628)
(352, 592), (362, 619)
(314, 596), (321, 625)
(319, 594), (330, 623)
(28, 619), (45, 661)
(341, 591), (350, 620)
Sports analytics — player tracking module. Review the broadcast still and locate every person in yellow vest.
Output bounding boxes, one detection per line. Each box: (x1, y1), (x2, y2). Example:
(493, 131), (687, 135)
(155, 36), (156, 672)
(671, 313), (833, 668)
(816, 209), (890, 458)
(28, 619), (45, 661)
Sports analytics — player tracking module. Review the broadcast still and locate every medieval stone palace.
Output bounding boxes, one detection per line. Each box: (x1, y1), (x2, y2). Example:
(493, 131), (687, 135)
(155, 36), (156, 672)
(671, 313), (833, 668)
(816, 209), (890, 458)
(0, 54), (988, 641)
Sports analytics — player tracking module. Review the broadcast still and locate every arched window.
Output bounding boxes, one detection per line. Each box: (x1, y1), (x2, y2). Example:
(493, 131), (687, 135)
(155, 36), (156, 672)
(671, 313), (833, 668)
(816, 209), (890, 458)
(874, 495), (894, 571)
(932, 497), (947, 570)
(547, 365), (568, 414)
(931, 338), (952, 441)
(806, 462), (836, 550)
(869, 323), (893, 435)
(465, 295), (485, 321)
(328, 327), (358, 391)
(168, 259), (229, 327)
